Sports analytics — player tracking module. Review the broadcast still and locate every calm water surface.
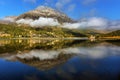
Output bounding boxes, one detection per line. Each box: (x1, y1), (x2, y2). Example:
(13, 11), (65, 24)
(0, 39), (120, 80)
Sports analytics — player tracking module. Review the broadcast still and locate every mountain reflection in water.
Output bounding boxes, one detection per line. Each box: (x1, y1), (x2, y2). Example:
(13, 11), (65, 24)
(0, 39), (120, 80)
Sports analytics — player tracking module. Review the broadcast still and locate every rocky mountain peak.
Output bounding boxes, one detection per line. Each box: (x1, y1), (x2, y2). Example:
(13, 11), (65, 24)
(16, 6), (73, 23)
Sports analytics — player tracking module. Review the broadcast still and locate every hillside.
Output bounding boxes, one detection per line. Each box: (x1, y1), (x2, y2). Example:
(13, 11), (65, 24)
(0, 23), (87, 38)
(100, 30), (120, 37)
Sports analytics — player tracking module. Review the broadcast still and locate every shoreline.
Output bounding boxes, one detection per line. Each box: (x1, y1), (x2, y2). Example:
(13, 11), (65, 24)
(0, 37), (120, 40)
(0, 37), (89, 40)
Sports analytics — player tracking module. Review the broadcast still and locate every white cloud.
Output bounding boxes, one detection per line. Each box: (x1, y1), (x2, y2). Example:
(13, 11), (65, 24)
(87, 17), (108, 29)
(2, 16), (16, 22)
(55, 0), (72, 10)
(23, 0), (37, 3)
(62, 22), (86, 29)
(16, 17), (60, 27)
(62, 17), (120, 30)
(55, 2), (63, 10)
(16, 16), (120, 30)
(16, 19), (33, 24)
(30, 17), (60, 27)
(82, 0), (97, 5)
(43, 0), (75, 12)
(43, 0), (54, 6)
(62, 17), (108, 29)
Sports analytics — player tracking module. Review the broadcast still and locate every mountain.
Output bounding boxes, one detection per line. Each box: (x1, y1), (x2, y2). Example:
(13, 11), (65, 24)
(0, 6), (87, 38)
(98, 30), (120, 39)
(16, 6), (73, 23)
(100, 30), (120, 37)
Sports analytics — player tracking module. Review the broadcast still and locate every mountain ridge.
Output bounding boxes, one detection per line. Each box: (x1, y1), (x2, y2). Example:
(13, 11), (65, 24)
(16, 6), (73, 23)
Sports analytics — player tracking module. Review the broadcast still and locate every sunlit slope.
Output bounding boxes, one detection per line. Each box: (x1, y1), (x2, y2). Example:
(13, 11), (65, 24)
(0, 23), (87, 38)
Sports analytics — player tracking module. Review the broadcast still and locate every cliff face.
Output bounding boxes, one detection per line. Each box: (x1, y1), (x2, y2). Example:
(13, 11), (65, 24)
(16, 6), (73, 23)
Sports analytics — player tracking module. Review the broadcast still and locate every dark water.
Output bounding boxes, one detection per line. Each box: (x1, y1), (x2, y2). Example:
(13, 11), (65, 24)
(0, 39), (120, 80)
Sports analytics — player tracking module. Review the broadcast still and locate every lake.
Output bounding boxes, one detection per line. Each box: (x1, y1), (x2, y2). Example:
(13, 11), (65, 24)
(0, 39), (120, 80)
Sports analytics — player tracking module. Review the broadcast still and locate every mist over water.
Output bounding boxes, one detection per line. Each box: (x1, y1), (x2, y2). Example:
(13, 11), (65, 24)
(0, 39), (120, 80)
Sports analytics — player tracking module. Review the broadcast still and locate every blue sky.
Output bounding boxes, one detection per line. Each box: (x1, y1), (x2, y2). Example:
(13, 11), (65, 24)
(0, 0), (120, 20)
